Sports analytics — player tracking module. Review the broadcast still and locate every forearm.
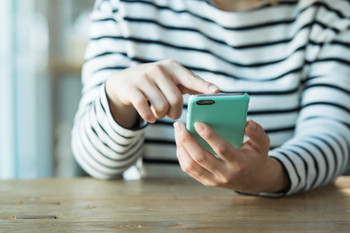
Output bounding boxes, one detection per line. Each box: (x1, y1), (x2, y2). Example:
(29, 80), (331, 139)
(269, 119), (350, 195)
(72, 85), (145, 179)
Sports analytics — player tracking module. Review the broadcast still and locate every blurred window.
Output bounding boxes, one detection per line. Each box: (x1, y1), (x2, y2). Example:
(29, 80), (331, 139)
(0, 0), (94, 179)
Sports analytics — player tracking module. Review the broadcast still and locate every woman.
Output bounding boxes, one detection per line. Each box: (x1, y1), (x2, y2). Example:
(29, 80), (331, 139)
(72, 0), (350, 196)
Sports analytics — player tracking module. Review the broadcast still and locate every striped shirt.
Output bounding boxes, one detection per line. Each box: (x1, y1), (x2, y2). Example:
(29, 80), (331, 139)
(72, 0), (350, 196)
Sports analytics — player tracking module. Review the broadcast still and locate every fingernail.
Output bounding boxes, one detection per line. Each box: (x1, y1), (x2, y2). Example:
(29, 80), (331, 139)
(173, 122), (182, 133)
(209, 84), (219, 93)
(194, 122), (205, 134)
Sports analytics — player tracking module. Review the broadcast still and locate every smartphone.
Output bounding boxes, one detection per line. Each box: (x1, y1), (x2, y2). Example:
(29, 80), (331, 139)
(186, 93), (250, 154)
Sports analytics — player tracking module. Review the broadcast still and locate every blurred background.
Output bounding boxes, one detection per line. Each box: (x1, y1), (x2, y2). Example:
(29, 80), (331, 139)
(0, 0), (95, 179)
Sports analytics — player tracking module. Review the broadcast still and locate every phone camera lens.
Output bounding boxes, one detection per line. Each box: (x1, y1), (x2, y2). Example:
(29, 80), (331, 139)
(196, 100), (215, 105)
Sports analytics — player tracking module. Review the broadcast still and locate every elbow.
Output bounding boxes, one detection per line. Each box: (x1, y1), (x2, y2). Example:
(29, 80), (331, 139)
(71, 128), (124, 180)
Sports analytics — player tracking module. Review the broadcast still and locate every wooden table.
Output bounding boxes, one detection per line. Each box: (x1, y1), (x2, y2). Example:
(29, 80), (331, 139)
(0, 177), (349, 232)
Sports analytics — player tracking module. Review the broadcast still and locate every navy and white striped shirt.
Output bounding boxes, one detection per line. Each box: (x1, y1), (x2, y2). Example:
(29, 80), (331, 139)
(72, 0), (350, 195)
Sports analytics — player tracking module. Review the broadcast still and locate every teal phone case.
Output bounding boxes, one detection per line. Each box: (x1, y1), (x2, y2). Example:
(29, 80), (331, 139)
(186, 93), (250, 154)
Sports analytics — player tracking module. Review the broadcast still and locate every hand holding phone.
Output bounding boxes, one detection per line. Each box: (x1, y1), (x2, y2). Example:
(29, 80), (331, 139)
(178, 94), (286, 194)
(186, 93), (250, 154)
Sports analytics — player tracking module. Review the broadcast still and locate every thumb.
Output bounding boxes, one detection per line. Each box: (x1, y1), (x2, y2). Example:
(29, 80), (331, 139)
(244, 119), (270, 153)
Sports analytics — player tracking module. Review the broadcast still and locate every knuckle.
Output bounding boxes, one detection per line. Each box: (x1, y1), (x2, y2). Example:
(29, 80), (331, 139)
(220, 175), (231, 185)
(168, 114), (178, 121)
(148, 64), (165, 76)
(180, 135), (192, 146)
(163, 59), (178, 66)
(133, 74), (149, 87)
(193, 154), (205, 165)
(131, 95), (145, 108)
(235, 163), (248, 175)
(177, 133), (186, 144)
(155, 101), (169, 114)
(215, 144), (229, 156)
(169, 93), (182, 106)
(182, 161), (195, 174)
(215, 172), (232, 185)
(143, 113), (154, 122)
(203, 180), (217, 188)
(199, 128), (211, 139)
(138, 74), (149, 82)
(168, 111), (182, 120)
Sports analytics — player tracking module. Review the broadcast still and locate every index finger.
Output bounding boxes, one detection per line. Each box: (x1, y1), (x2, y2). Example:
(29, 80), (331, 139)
(163, 60), (220, 94)
(174, 122), (223, 174)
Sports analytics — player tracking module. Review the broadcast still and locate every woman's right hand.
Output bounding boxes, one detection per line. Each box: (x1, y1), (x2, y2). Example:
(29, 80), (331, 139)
(106, 59), (220, 128)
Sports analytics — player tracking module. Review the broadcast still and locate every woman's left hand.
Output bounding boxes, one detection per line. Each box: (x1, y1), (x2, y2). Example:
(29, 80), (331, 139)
(173, 119), (289, 194)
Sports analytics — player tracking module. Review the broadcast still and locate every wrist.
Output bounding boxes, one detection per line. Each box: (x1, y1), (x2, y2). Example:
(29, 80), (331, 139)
(105, 78), (139, 128)
(263, 157), (290, 194)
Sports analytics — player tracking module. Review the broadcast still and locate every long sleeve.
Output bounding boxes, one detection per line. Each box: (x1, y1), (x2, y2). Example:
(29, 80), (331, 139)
(72, 0), (350, 193)
(71, 0), (146, 179)
(269, 7), (350, 195)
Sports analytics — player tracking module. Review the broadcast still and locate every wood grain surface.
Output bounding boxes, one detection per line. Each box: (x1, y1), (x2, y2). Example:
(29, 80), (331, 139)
(0, 177), (349, 232)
